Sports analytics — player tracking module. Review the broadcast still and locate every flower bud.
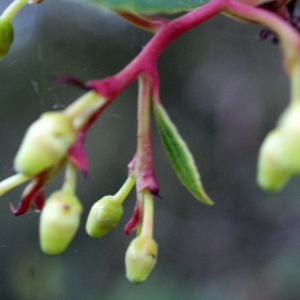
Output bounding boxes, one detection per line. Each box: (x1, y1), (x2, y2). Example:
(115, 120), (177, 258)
(14, 112), (76, 176)
(39, 190), (83, 255)
(125, 235), (158, 284)
(85, 195), (123, 238)
(277, 105), (300, 173)
(257, 130), (291, 191)
(0, 19), (13, 60)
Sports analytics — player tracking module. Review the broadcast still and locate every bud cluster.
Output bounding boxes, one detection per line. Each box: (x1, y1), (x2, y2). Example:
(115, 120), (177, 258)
(85, 178), (158, 283)
(2, 0), (300, 286)
(0, 87), (108, 257)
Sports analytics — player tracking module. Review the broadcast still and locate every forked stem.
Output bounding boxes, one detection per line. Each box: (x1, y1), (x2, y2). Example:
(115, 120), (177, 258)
(87, 0), (225, 97)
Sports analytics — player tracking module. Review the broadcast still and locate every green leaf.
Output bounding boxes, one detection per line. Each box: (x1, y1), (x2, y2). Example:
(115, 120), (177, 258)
(153, 101), (213, 205)
(80, 0), (209, 14)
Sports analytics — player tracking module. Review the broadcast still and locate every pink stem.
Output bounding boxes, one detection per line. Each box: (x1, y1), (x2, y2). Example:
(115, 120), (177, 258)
(86, 0), (225, 97)
(131, 74), (159, 194)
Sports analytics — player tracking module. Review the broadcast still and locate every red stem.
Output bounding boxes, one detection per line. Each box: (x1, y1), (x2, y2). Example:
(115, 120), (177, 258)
(131, 74), (159, 194)
(86, 0), (225, 97)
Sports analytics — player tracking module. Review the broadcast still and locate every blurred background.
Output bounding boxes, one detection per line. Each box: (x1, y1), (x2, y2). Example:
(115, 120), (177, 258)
(0, 0), (298, 299)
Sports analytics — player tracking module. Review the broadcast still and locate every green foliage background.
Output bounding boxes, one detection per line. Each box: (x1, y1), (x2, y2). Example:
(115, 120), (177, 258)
(0, 0), (298, 299)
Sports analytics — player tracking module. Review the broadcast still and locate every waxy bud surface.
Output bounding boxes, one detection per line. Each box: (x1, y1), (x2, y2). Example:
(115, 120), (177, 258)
(39, 190), (83, 255)
(14, 112), (76, 176)
(125, 235), (158, 284)
(257, 130), (291, 191)
(85, 195), (123, 237)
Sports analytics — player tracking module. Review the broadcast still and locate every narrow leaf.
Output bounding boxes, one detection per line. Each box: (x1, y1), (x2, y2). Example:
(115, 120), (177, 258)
(154, 101), (213, 205)
(78, 0), (209, 14)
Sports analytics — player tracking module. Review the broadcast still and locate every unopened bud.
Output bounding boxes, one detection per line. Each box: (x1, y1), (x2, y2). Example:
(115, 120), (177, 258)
(14, 112), (76, 176)
(277, 105), (300, 173)
(125, 235), (158, 284)
(85, 195), (123, 238)
(0, 19), (13, 60)
(257, 130), (291, 191)
(39, 190), (83, 255)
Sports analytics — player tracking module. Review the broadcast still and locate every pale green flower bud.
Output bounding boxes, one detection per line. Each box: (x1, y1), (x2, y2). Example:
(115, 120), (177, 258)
(14, 112), (76, 176)
(39, 190), (83, 255)
(277, 105), (300, 173)
(257, 130), (291, 192)
(125, 236), (158, 284)
(85, 195), (123, 238)
(0, 19), (13, 60)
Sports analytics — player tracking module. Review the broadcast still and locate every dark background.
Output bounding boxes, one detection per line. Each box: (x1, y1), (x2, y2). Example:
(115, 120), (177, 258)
(0, 0), (298, 299)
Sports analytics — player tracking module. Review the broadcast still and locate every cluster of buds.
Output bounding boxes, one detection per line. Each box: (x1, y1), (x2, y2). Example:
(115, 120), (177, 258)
(0, 0), (213, 279)
(0, 84), (158, 283)
(86, 183), (158, 283)
(0, 90), (106, 240)
(3, 0), (300, 285)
